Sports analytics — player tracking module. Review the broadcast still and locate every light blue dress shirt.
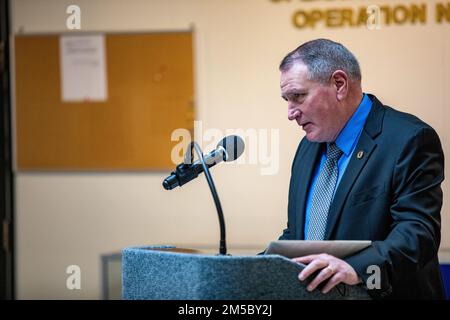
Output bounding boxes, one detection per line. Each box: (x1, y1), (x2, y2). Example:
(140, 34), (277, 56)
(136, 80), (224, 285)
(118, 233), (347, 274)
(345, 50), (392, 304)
(304, 93), (373, 238)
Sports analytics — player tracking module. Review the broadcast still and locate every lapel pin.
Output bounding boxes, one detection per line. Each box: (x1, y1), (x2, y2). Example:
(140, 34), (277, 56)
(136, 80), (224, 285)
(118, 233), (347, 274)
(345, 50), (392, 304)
(357, 150), (364, 159)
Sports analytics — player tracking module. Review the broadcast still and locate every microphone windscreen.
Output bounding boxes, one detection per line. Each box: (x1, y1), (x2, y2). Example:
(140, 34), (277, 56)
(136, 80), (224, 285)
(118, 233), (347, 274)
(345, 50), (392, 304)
(218, 135), (245, 162)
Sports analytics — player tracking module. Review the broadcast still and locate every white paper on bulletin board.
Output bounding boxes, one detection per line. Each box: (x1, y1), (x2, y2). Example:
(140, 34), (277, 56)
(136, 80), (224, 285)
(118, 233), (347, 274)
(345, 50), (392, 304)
(60, 34), (108, 102)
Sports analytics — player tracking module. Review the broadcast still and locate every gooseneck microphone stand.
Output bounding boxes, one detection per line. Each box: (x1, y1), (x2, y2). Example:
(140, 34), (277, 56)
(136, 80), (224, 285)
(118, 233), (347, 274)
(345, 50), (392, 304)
(186, 141), (227, 256)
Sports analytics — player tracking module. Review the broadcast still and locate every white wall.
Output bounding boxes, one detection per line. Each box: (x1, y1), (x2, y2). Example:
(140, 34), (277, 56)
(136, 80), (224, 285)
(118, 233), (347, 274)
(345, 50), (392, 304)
(12, 0), (450, 299)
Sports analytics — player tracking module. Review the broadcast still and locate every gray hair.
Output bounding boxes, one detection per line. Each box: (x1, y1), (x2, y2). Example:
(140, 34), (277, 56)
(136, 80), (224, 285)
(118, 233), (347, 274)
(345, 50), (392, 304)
(279, 39), (361, 84)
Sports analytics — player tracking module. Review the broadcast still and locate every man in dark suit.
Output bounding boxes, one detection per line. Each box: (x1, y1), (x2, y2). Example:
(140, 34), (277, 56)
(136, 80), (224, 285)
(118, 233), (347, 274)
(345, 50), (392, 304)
(278, 39), (445, 299)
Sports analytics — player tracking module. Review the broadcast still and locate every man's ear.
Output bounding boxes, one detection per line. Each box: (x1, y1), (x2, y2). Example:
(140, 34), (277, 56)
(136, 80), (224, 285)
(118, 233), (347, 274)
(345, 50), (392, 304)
(331, 70), (348, 101)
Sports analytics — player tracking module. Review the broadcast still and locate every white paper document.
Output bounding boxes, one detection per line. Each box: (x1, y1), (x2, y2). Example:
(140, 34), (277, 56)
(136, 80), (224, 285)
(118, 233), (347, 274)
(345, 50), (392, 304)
(60, 34), (108, 102)
(265, 240), (372, 259)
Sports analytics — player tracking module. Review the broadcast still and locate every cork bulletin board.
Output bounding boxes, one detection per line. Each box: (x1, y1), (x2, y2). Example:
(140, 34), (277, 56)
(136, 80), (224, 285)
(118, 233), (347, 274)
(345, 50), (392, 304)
(14, 32), (194, 170)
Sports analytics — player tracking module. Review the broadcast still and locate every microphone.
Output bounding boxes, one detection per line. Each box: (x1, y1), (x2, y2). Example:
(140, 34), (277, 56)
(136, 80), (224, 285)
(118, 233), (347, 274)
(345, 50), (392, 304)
(163, 135), (245, 190)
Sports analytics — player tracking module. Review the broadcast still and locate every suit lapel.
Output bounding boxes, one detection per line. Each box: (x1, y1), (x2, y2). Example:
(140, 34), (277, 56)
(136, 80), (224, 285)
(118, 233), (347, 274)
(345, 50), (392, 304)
(294, 142), (323, 240)
(324, 130), (376, 239)
(324, 95), (385, 240)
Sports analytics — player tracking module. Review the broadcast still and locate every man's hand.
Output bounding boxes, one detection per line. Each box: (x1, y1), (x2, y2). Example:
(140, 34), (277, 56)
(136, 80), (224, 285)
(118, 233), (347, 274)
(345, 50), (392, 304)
(292, 253), (361, 294)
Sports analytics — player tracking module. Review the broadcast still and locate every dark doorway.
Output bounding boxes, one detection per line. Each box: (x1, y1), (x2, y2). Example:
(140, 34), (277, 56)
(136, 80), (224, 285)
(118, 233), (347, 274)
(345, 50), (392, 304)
(0, 0), (14, 300)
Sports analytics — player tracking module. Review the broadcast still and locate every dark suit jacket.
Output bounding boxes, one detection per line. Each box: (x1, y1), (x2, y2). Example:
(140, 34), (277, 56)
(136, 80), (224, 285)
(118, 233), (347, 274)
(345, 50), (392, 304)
(279, 94), (445, 299)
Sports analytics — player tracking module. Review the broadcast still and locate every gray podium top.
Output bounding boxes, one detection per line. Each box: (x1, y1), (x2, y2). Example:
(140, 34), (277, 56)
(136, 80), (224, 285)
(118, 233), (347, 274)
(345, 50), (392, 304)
(122, 246), (370, 300)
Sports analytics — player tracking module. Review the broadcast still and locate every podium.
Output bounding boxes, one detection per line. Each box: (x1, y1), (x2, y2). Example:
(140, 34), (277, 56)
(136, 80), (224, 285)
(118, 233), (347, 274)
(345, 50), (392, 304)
(122, 246), (370, 300)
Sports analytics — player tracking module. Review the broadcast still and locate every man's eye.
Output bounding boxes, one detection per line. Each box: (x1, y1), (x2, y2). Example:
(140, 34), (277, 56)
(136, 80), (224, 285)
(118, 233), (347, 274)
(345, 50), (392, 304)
(282, 93), (305, 102)
(292, 93), (305, 100)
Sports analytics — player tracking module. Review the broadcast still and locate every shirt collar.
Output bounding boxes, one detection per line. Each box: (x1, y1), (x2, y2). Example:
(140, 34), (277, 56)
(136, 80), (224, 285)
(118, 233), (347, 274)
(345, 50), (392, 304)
(334, 93), (372, 156)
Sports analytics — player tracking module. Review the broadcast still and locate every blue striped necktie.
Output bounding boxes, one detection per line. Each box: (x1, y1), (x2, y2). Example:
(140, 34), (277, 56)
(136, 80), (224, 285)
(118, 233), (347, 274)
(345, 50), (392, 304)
(307, 142), (343, 240)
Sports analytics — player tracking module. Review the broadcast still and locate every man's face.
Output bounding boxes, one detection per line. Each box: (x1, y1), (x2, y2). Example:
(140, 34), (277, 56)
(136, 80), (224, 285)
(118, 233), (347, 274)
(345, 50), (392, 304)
(280, 63), (345, 142)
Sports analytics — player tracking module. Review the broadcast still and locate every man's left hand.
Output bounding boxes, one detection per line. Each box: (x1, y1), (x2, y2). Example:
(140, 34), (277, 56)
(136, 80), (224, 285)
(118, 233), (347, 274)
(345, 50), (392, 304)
(292, 253), (362, 294)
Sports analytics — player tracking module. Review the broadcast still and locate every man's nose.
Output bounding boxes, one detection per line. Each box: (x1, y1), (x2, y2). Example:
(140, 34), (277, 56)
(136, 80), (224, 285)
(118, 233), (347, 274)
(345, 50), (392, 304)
(288, 105), (300, 121)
